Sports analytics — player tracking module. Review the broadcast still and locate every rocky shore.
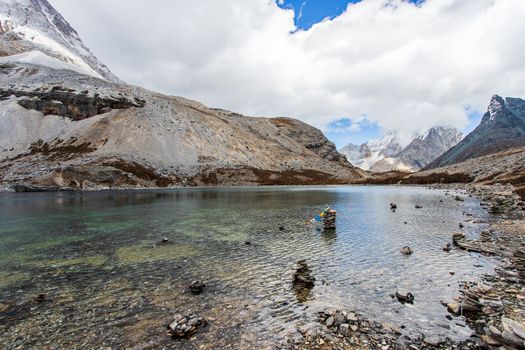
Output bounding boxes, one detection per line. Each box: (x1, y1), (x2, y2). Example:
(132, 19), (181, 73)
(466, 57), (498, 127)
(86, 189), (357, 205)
(279, 183), (525, 350)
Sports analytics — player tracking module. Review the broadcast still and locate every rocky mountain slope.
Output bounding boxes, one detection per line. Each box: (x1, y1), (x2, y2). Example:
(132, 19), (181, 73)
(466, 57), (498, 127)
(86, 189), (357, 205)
(0, 0), (120, 82)
(404, 146), (525, 198)
(339, 127), (463, 172)
(426, 95), (525, 169)
(0, 1), (364, 190)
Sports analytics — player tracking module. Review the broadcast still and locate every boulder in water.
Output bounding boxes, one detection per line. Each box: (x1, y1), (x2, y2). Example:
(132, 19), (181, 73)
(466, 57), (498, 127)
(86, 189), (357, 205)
(396, 289), (415, 304)
(400, 246), (413, 255)
(188, 281), (206, 295)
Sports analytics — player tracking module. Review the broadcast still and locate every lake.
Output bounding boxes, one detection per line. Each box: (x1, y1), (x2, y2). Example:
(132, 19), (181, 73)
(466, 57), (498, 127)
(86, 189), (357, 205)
(0, 186), (496, 349)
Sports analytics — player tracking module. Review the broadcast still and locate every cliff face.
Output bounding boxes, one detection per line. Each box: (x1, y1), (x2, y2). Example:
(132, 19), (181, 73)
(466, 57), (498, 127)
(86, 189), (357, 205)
(426, 95), (525, 169)
(0, 64), (364, 189)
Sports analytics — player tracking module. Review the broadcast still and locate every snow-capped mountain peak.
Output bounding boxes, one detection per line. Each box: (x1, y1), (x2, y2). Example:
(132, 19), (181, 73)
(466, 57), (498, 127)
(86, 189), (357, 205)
(339, 127), (464, 172)
(0, 0), (120, 82)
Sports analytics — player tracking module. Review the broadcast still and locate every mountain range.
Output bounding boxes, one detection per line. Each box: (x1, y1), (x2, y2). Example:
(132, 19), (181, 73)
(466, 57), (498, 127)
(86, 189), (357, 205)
(0, 0), (365, 190)
(339, 127), (464, 172)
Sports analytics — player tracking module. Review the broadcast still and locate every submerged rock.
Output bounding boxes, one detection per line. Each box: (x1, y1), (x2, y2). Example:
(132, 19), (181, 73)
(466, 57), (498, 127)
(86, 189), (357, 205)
(293, 260), (315, 303)
(34, 293), (47, 303)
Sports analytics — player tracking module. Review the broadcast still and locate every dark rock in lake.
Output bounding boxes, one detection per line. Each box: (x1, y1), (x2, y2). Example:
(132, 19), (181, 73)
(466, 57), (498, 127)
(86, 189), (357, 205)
(188, 281), (206, 295)
(35, 293), (47, 303)
(390, 203), (398, 210)
(396, 289), (415, 304)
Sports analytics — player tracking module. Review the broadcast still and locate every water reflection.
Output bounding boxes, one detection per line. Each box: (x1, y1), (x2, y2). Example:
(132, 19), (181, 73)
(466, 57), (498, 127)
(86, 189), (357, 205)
(321, 229), (337, 247)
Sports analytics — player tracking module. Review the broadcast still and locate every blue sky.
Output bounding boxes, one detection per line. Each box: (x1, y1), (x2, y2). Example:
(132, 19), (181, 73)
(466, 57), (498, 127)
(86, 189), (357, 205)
(324, 112), (482, 147)
(277, 0), (421, 30)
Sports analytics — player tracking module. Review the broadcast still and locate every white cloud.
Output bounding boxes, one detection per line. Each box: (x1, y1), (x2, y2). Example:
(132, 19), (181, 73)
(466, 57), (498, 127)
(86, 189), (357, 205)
(50, 0), (525, 134)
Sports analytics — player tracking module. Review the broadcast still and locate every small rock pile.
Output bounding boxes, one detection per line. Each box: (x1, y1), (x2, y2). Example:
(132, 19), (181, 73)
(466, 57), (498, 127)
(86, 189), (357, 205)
(166, 314), (208, 339)
(483, 317), (525, 349)
(446, 283), (504, 318)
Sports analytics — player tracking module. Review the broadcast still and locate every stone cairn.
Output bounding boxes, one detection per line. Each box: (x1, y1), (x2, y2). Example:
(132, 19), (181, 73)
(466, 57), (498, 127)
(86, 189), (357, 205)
(322, 209), (337, 230)
(167, 314), (208, 339)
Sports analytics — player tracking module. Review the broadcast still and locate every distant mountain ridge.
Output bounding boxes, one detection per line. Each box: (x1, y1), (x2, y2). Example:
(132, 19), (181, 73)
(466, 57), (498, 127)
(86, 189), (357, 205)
(339, 127), (464, 172)
(426, 95), (525, 169)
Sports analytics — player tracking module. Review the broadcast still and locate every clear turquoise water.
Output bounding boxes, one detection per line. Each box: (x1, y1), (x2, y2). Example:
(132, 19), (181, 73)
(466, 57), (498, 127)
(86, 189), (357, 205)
(0, 186), (496, 349)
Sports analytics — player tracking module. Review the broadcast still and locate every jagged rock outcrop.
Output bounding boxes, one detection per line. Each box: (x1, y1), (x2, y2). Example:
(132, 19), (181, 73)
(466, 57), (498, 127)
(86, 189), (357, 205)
(426, 95), (525, 169)
(0, 83), (145, 120)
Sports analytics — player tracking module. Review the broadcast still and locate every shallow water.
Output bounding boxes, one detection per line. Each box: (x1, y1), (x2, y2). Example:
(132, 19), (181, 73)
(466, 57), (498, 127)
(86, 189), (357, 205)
(0, 186), (496, 349)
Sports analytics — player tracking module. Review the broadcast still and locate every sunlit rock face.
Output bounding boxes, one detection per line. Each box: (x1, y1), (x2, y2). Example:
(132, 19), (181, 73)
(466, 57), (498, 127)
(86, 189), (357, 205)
(0, 1), (365, 189)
